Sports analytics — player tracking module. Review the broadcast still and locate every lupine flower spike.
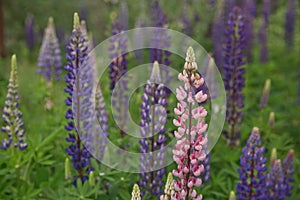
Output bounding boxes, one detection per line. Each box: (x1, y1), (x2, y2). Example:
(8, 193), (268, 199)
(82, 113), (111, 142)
(258, 1), (269, 64)
(109, 20), (129, 137)
(150, 0), (171, 88)
(1, 55), (27, 150)
(64, 13), (94, 185)
(172, 47), (208, 200)
(37, 17), (62, 82)
(262, 0), (271, 25)
(160, 172), (175, 200)
(139, 61), (167, 198)
(268, 112), (275, 127)
(131, 184), (141, 200)
(89, 33), (109, 162)
(267, 159), (286, 199)
(259, 79), (271, 108)
(222, 7), (246, 146)
(244, 0), (256, 62)
(237, 127), (268, 199)
(118, 0), (129, 30)
(212, 1), (225, 72)
(78, 21), (109, 161)
(283, 149), (294, 196)
(284, 0), (297, 50)
(25, 14), (35, 51)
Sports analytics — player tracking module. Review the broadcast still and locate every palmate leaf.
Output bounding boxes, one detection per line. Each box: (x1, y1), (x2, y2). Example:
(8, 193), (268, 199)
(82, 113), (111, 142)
(64, 179), (98, 199)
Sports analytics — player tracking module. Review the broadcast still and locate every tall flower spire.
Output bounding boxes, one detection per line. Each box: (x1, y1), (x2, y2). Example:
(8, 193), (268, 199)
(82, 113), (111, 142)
(37, 17), (62, 82)
(212, 1), (225, 72)
(267, 159), (286, 199)
(64, 13), (94, 185)
(222, 7), (246, 145)
(150, 0), (171, 87)
(108, 20), (129, 137)
(236, 127), (268, 199)
(244, 0), (256, 62)
(139, 61), (167, 198)
(118, 0), (129, 30)
(259, 0), (270, 63)
(284, 0), (297, 50)
(89, 33), (109, 162)
(172, 47), (208, 200)
(258, 19), (269, 64)
(1, 55), (27, 150)
(283, 149), (294, 196)
(25, 14), (35, 51)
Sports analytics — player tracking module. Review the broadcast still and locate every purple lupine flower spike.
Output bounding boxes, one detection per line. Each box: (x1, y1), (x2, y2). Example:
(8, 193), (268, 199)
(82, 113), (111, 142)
(89, 33), (109, 162)
(172, 47), (208, 199)
(284, 0), (297, 50)
(243, 0), (256, 62)
(262, 0), (271, 25)
(25, 14), (35, 51)
(109, 20), (128, 91)
(244, 0), (256, 18)
(109, 20), (129, 137)
(118, 0), (129, 30)
(64, 13), (94, 185)
(1, 55), (27, 150)
(267, 159), (286, 200)
(236, 127), (268, 199)
(38, 17), (62, 82)
(212, 1), (225, 72)
(139, 61), (167, 198)
(258, 0), (270, 63)
(222, 7), (246, 145)
(258, 19), (269, 63)
(283, 149), (294, 196)
(150, 0), (171, 88)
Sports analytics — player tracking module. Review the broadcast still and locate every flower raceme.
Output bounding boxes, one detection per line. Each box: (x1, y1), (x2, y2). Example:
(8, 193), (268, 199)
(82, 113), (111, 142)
(108, 19), (129, 137)
(223, 6), (246, 145)
(150, 0), (171, 87)
(267, 159), (286, 200)
(172, 47), (208, 200)
(64, 13), (94, 185)
(283, 149), (294, 196)
(139, 61), (167, 198)
(37, 17), (62, 82)
(1, 55), (27, 150)
(236, 127), (268, 199)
